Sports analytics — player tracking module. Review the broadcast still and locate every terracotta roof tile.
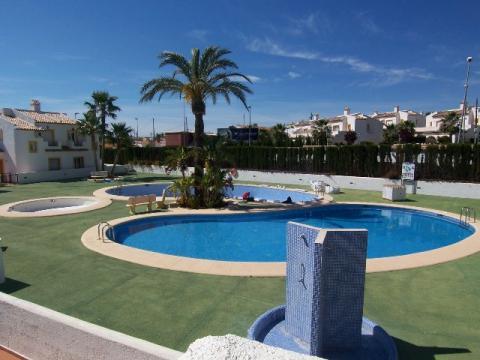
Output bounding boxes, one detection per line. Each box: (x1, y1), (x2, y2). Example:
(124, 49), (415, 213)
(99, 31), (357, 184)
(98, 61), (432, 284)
(0, 114), (42, 130)
(16, 110), (77, 125)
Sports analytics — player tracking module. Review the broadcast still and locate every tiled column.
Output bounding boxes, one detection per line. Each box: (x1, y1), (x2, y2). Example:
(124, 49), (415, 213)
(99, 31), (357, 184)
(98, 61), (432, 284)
(285, 222), (368, 357)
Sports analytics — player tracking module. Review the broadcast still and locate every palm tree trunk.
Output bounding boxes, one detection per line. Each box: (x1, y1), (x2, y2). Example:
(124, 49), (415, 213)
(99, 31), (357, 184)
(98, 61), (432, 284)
(111, 147), (120, 177)
(193, 111), (205, 205)
(91, 134), (99, 171)
(101, 117), (106, 171)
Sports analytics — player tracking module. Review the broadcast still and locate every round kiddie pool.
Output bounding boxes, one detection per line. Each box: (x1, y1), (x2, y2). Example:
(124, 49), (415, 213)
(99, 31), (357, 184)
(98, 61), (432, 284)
(97, 182), (319, 203)
(0, 196), (111, 218)
(107, 204), (474, 262)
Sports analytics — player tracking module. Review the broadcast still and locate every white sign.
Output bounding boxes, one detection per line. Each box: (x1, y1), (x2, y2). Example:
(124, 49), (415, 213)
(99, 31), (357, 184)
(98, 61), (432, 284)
(401, 162), (415, 181)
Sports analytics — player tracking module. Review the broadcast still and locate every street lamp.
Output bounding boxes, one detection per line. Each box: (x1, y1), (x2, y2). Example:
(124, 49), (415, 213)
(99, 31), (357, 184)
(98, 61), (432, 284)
(247, 105), (252, 146)
(135, 117), (139, 139)
(457, 56), (473, 143)
(74, 112), (79, 120)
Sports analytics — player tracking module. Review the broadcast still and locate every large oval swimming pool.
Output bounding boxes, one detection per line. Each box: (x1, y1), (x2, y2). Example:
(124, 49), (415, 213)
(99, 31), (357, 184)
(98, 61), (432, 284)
(109, 204), (474, 261)
(106, 183), (318, 203)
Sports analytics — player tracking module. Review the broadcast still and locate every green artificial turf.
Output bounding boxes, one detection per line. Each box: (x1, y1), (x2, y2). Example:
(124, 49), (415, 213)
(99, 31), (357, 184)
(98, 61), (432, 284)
(0, 177), (479, 359)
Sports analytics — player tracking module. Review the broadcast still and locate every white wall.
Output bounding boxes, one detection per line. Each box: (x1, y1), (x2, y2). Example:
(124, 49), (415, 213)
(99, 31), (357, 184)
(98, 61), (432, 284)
(0, 292), (182, 360)
(233, 169), (480, 199)
(16, 167), (95, 183)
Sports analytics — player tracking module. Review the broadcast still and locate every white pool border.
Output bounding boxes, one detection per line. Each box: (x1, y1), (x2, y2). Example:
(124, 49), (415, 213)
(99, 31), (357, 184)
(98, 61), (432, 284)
(81, 201), (480, 276)
(0, 196), (112, 218)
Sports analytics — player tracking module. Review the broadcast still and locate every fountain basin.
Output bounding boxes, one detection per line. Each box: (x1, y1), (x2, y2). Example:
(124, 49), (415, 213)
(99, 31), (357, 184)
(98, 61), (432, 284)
(248, 305), (398, 360)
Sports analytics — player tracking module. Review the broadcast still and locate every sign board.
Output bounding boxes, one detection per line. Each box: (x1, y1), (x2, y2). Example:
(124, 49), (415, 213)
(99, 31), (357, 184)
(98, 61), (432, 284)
(401, 162), (415, 181)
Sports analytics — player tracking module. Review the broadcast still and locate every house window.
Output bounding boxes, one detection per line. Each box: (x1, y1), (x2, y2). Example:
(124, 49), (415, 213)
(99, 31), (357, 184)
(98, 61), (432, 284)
(74, 157), (84, 169)
(48, 158), (61, 171)
(28, 141), (38, 153)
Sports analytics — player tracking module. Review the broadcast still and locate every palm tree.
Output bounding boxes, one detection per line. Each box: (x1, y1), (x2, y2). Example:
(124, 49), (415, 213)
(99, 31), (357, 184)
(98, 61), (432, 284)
(440, 112), (460, 142)
(312, 119), (331, 145)
(164, 147), (191, 179)
(139, 46), (253, 177)
(85, 91), (121, 170)
(270, 123), (289, 146)
(77, 111), (101, 171)
(107, 122), (133, 176)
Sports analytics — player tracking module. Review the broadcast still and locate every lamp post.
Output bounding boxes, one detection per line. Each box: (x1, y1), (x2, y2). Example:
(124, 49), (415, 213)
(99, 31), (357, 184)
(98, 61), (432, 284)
(135, 117), (139, 139)
(74, 112), (79, 120)
(457, 56), (473, 143)
(247, 105), (252, 146)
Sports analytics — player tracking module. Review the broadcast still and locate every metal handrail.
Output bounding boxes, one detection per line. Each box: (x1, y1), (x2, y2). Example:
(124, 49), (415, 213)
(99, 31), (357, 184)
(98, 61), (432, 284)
(97, 221), (115, 242)
(460, 207), (477, 224)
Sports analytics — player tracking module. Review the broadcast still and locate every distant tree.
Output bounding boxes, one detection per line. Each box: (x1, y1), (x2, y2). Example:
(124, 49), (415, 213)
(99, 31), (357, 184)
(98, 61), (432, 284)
(256, 128), (273, 146)
(164, 147), (191, 180)
(344, 130), (357, 145)
(382, 124), (398, 144)
(425, 136), (437, 144)
(397, 121), (416, 144)
(312, 119), (331, 145)
(108, 122), (133, 176)
(440, 112), (460, 141)
(85, 91), (121, 170)
(77, 111), (101, 171)
(270, 123), (289, 146)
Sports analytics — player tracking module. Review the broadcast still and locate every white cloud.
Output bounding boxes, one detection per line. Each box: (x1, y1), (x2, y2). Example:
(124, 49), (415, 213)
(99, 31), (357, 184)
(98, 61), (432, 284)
(287, 12), (331, 36)
(187, 29), (209, 42)
(230, 74), (261, 83)
(246, 38), (433, 86)
(247, 37), (318, 60)
(288, 71), (301, 79)
(355, 12), (382, 34)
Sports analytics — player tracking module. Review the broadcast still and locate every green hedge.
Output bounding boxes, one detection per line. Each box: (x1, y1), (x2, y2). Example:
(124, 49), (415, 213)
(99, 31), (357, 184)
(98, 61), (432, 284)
(105, 144), (480, 182)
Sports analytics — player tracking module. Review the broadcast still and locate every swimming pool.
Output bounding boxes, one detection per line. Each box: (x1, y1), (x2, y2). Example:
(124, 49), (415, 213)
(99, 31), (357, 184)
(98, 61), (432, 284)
(109, 204), (474, 261)
(104, 183), (318, 203)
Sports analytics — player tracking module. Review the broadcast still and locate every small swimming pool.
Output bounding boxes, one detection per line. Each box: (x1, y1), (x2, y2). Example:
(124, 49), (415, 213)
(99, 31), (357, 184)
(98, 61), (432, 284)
(105, 183), (318, 203)
(0, 196), (111, 217)
(109, 204), (474, 261)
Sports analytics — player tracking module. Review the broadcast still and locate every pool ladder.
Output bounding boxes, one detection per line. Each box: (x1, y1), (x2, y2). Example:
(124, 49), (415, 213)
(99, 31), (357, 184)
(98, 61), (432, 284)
(97, 221), (116, 242)
(460, 207), (476, 225)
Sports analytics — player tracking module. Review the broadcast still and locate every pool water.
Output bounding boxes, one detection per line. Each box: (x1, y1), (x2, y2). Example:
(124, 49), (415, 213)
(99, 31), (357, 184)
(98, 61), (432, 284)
(107, 183), (317, 203)
(110, 204), (474, 261)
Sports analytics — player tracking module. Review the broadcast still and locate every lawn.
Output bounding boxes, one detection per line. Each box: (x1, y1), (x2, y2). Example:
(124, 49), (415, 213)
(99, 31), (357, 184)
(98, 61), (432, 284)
(0, 176), (479, 359)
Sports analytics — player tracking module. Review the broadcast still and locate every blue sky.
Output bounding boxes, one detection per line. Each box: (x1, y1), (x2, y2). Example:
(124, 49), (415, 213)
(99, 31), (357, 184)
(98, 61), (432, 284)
(1, 0), (479, 135)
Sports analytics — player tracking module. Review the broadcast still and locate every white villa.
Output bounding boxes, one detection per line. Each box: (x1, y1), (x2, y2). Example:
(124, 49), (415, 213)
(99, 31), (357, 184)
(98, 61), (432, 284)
(327, 106), (384, 144)
(286, 107), (384, 144)
(371, 106), (426, 128)
(0, 100), (98, 183)
(416, 102), (479, 140)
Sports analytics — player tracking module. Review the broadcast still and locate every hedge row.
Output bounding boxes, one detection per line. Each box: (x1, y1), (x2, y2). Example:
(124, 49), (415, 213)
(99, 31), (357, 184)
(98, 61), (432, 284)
(105, 144), (480, 182)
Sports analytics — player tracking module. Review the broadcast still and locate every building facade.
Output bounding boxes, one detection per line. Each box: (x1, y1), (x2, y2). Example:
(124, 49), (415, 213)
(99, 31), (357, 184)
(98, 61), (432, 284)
(0, 100), (99, 183)
(371, 105), (426, 127)
(327, 107), (384, 144)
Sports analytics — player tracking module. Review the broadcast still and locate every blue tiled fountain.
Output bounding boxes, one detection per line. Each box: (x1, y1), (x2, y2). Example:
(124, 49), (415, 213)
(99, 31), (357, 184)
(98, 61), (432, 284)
(248, 222), (398, 359)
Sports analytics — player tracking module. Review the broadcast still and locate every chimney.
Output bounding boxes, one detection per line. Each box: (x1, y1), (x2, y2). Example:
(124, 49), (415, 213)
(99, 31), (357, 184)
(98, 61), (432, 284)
(459, 101), (465, 111)
(343, 106), (350, 116)
(31, 99), (41, 112)
(394, 105), (400, 113)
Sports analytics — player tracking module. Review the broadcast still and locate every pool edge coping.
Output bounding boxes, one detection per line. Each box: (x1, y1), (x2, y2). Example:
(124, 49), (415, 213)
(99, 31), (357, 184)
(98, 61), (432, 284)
(80, 201), (480, 277)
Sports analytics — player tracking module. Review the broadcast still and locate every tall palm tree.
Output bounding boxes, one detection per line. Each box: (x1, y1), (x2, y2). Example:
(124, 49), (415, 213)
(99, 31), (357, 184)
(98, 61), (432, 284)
(85, 91), (121, 170)
(139, 46), (253, 176)
(107, 122), (133, 176)
(312, 119), (331, 145)
(77, 111), (101, 171)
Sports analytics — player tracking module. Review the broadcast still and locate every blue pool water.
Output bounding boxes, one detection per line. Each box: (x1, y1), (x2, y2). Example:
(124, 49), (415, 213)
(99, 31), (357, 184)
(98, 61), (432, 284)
(110, 204), (474, 261)
(107, 183), (317, 202)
